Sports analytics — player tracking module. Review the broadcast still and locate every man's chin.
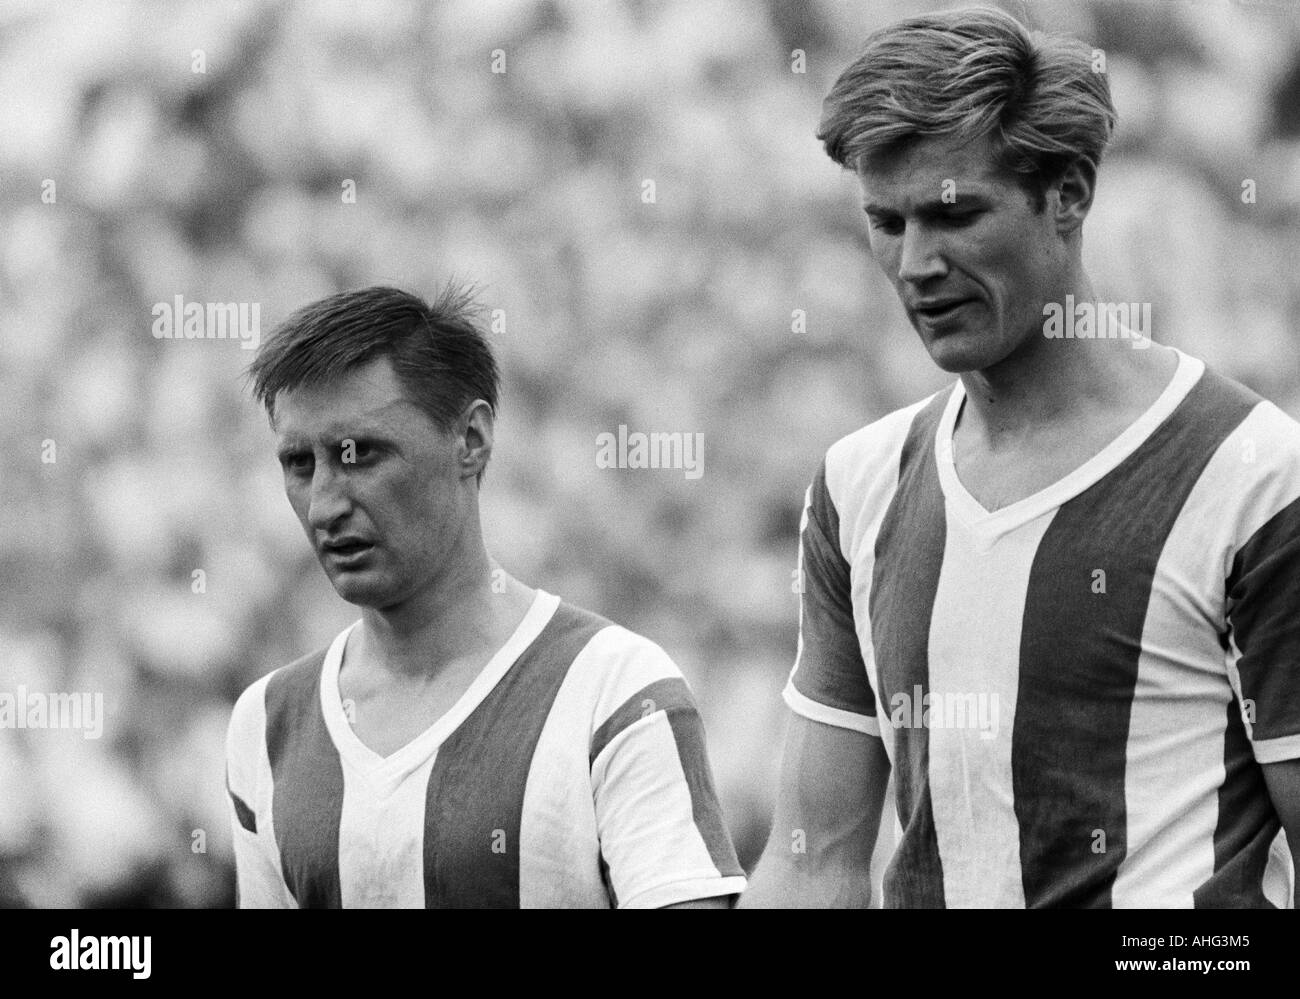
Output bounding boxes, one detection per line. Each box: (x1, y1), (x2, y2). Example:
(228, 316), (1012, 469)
(923, 336), (990, 374)
(325, 570), (398, 609)
(919, 328), (1014, 375)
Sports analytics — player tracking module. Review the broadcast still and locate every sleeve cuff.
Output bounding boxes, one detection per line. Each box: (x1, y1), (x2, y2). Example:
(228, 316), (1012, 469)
(621, 875), (748, 909)
(1253, 731), (1300, 764)
(783, 680), (881, 737)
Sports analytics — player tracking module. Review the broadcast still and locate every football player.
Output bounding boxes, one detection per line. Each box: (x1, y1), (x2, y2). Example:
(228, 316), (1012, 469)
(743, 6), (1300, 908)
(228, 284), (745, 908)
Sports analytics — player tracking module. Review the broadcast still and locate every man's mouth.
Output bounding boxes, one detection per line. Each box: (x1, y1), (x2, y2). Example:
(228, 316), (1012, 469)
(914, 298), (975, 322)
(322, 539), (376, 564)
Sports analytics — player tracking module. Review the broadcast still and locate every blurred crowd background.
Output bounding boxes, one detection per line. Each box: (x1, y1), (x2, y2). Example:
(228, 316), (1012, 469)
(2, 0), (1299, 906)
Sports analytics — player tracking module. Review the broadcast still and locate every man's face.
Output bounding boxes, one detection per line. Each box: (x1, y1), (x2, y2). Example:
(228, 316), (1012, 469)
(856, 132), (1066, 373)
(272, 356), (470, 609)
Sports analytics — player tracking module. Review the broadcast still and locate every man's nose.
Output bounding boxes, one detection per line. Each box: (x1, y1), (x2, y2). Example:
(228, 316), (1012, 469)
(897, 224), (947, 286)
(306, 464), (351, 532)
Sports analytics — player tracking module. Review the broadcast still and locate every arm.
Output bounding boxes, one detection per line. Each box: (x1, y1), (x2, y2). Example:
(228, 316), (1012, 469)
(661, 896), (733, 909)
(589, 644), (748, 909)
(739, 712), (890, 908)
(226, 681), (298, 909)
(740, 457), (889, 907)
(1221, 448), (1300, 908)
(1262, 759), (1300, 908)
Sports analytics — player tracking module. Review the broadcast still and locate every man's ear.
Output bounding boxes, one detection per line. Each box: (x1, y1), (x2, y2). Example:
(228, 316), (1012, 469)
(459, 400), (495, 482)
(1052, 157), (1097, 236)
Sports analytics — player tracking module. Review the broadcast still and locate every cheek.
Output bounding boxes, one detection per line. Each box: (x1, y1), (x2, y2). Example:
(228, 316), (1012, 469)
(874, 242), (901, 278)
(284, 480), (311, 521)
(970, 234), (1036, 302)
(389, 463), (458, 524)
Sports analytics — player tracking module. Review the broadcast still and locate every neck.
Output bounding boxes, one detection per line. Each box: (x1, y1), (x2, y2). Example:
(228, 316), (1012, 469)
(956, 274), (1163, 445)
(356, 529), (531, 680)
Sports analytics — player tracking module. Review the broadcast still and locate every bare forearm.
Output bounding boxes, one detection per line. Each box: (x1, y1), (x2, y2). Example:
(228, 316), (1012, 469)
(739, 851), (873, 908)
(660, 895), (734, 909)
(1261, 759), (1300, 909)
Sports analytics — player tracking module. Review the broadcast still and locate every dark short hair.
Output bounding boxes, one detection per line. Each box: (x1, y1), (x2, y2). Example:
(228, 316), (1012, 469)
(248, 283), (499, 433)
(818, 5), (1116, 210)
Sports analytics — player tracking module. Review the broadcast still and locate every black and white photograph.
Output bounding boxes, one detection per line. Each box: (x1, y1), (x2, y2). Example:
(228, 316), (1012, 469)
(1, 0), (1297, 981)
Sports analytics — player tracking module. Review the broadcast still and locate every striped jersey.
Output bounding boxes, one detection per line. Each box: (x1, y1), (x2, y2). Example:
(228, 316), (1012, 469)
(785, 349), (1300, 908)
(227, 590), (745, 908)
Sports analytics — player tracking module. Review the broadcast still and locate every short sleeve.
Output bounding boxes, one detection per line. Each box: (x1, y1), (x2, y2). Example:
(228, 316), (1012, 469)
(226, 677), (298, 908)
(587, 634), (747, 908)
(1227, 492), (1300, 764)
(783, 459), (880, 736)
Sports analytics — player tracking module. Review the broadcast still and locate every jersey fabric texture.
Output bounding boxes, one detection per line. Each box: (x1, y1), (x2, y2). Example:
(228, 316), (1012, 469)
(785, 349), (1300, 908)
(227, 590), (746, 908)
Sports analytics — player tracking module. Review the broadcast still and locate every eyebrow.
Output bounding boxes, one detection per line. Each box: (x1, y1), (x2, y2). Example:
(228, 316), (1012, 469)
(275, 438), (312, 462)
(863, 194), (992, 215)
(274, 430), (397, 461)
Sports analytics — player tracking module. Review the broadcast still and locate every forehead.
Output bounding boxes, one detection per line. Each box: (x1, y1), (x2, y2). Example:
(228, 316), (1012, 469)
(272, 355), (431, 441)
(856, 132), (1014, 207)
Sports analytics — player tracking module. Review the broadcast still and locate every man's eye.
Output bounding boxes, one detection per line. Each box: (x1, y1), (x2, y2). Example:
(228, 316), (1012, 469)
(942, 212), (980, 227)
(871, 218), (904, 235)
(284, 453), (313, 474)
(342, 441), (375, 462)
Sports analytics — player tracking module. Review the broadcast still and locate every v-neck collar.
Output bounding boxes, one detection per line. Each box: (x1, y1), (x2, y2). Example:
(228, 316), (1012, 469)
(318, 589), (560, 782)
(935, 349), (1204, 541)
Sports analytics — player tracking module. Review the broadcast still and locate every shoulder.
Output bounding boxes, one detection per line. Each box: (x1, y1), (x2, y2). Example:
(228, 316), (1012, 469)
(545, 600), (693, 734)
(1141, 357), (1300, 578)
(825, 389), (948, 478)
(547, 601), (683, 688)
(1226, 393), (1300, 480)
(226, 646), (330, 753)
(1170, 354), (1300, 455)
(1219, 394), (1300, 554)
(1183, 361), (1300, 511)
(1198, 367), (1300, 467)
(811, 387), (950, 527)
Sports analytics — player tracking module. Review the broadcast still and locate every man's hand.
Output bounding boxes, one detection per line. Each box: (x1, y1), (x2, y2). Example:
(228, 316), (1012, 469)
(739, 713), (890, 907)
(1262, 758), (1300, 908)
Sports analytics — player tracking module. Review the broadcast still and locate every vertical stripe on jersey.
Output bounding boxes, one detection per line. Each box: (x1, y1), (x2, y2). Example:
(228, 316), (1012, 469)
(1227, 494), (1300, 748)
(666, 701), (745, 880)
(791, 463), (875, 717)
(869, 390), (949, 908)
(422, 602), (606, 908)
(590, 677), (743, 880)
(265, 649), (344, 908)
(1015, 370), (1255, 908)
(1205, 487), (1300, 907)
(925, 515), (1051, 907)
(1192, 698), (1277, 907)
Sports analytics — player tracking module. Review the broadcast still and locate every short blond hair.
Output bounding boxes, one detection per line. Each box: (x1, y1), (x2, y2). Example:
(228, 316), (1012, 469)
(818, 5), (1116, 209)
